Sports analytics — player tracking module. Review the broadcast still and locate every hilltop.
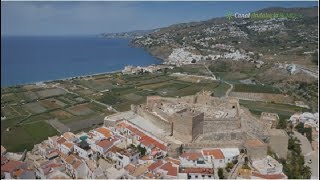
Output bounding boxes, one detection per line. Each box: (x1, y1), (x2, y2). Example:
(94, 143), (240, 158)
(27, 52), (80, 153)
(128, 6), (318, 110)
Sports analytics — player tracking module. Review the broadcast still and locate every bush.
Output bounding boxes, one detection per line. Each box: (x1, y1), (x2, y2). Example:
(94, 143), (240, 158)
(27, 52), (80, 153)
(218, 168), (224, 179)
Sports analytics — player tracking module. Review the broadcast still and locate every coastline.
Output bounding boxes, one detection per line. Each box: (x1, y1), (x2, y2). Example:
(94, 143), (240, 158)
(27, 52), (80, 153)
(1, 69), (123, 88)
(1, 37), (164, 88)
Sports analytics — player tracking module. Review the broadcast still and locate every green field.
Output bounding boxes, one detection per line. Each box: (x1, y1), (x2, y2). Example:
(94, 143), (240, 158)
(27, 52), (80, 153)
(239, 99), (309, 118)
(233, 84), (281, 94)
(2, 67), (296, 152)
(1, 121), (58, 152)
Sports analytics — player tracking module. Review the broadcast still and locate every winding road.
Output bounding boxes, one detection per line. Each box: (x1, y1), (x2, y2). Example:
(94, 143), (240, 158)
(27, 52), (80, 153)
(202, 63), (233, 97)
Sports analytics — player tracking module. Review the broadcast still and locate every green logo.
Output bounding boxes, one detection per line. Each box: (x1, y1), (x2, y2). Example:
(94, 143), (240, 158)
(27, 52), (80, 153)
(226, 12), (233, 20)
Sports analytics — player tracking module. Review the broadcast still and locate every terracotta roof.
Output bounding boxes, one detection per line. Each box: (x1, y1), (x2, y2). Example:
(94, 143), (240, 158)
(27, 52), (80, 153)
(125, 124), (146, 138)
(140, 155), (153, 161)
(144, 172), (157, 178)
(62, 142), (74, 149)
(245, 139), (266, 148)
(96, 137), (118, 148)
(252, 172), (286, 179)
(56, 137), (67, 144)
(159, 162), (178, 177)
(1, 160), (23, 172)
(164, 157), (180, 165)
(14, 169), (24, 177)
(202, 149), (225, 159)
(64, 154), (83, 170)
(63, 132), (75, 141)
(139, 135), (167, 151)
(95, 127), (112, 138)
(124, 163), (136, 174)
(148, 160), (164, 171)
(1, 156), (9, 165)
(180, 167), (214, 175)
(116, 121), (128, 129)
(107, 146), (122, 153)
(180, 152), (203, 161)
(72, 160), (83, 169)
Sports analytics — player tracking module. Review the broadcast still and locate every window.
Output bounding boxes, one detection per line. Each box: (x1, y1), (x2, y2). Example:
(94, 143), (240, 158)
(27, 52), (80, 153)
(208, 175), (212, 178)
(187, 175), (191, 179)
(195, 175), (198, 178)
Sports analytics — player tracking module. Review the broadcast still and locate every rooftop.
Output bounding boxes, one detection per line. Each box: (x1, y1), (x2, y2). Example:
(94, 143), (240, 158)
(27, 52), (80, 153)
(252, 156), (282, 173)
(117, 147), (140, 157)
(148, 160), (164, 171)
(95, 127), (112, 138)
(179, 167), (214, 175)
(96, 137), (118, 148)
(56, 137), (67, 145)
(160, 162), (178, 176)
(244, 139), (266, 148)
(180, 152), (203, 161)
(1, 160), (24, 172)
(202, 149), (225, 159)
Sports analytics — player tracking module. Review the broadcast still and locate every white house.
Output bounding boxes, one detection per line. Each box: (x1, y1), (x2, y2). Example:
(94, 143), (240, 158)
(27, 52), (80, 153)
(179, 152), (212, 168)
(63, 154), (88, 179)
(60, 142), (74, 155)
(179, 167), (214, 179)
(252, 156), (283, 175)
(220, 148), (240, 163)
(202, 149), (226, 168)
(92, 137), (120, 156)
(115, 147), (140, 169)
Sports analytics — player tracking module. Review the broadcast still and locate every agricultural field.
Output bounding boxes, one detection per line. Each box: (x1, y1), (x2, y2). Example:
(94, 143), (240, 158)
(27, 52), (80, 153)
(1, 64), (309, 152)
(233, 84), (281, 94)
(239, 99), (309, 119)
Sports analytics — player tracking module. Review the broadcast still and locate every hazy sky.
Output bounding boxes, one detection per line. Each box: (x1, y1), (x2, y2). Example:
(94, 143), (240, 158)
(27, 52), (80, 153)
(1, 1), (318, 36)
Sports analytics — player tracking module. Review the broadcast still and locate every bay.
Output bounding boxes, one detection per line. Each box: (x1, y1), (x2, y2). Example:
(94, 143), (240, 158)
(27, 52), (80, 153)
(1, 36), (160, 87)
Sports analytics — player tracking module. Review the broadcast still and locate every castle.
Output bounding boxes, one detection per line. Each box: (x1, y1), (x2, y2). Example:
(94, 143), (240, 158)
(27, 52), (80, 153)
(105, 91), (282, 156)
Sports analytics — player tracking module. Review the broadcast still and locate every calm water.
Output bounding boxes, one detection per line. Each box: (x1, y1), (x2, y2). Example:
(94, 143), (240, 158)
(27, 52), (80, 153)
(1, 36), (160, 87)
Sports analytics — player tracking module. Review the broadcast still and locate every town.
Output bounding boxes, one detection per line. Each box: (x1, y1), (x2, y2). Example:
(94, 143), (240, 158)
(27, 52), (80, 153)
(1, 4), (318, 180)
(1, 74), (318, 178)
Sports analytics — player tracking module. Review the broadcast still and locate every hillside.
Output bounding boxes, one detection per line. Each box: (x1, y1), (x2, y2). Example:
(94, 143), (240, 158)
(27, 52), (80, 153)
(129, 6), (319, 110)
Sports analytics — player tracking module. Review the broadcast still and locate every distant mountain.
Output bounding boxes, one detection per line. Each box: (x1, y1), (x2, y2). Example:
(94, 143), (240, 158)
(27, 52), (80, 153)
(131, 6), (318, 61)
(255, 6), (318, 17)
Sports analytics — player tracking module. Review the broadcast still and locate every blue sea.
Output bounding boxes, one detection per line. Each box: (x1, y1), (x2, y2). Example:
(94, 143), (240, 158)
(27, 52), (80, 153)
(1, 36), (160, 87)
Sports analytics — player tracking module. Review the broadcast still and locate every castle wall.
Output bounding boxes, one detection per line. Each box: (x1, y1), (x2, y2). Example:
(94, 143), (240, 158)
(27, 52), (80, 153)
(203, 118), (241, 133)
(172, 113), (194, 142)
(196, 131), (246, 143)
(192, 113), (204, 141)
(182, 142), (243, 152)
(134, 105), (171, 131)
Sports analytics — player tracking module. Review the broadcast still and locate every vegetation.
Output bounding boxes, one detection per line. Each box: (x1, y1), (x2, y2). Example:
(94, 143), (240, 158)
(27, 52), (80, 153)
(239, 100), (308, 118)
(280, 136), (312, 179)
(276, 117), (288, 129)
(218, 168), (224, 179)
(137, 144), (147, 156)
(295, 122), (312, 142)
(233, 84), (280, 94)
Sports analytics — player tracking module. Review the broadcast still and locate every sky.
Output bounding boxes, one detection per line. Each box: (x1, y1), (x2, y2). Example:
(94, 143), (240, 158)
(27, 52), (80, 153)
(1, 1), (318, 36)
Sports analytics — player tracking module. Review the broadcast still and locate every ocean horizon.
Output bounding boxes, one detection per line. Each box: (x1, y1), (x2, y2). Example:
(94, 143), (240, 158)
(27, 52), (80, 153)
(1, 36), (161, 87)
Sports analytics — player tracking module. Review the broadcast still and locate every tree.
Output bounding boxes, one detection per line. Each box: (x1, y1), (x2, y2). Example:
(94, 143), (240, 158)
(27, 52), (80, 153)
(137, 145), (146, 156)
(277, 118), (288, 129)
(218, 168), (224, 179)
